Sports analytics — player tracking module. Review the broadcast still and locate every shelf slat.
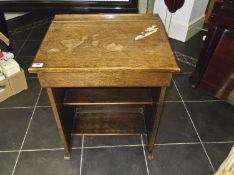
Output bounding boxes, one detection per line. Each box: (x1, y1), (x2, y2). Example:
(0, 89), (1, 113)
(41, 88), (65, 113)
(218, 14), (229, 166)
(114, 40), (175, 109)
(63, 88), (152, 105)
(72, 112), (146, 135)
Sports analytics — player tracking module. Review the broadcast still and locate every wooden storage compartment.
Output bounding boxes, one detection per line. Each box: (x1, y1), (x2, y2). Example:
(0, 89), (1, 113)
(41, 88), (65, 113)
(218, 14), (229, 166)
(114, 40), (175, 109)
(62, 88), (151, 136)
(73, 110), (146, 135)
(63, 88), (152, 105)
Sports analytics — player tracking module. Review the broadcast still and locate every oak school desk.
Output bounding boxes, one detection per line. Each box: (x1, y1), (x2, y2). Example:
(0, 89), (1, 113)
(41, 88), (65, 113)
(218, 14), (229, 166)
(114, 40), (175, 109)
(29, 14), (180, 160)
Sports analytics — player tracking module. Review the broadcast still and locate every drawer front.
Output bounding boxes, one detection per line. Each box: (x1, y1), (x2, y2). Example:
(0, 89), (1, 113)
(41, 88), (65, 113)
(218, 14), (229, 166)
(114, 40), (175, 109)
(38, 71), (172, 87)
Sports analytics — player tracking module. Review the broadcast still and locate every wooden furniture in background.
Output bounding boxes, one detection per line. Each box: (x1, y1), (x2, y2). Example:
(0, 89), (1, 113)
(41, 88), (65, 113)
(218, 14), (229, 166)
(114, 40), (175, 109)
(29, 14), (180, 160)
(190, 0), (234, 105)
(205, 0), (217, 23)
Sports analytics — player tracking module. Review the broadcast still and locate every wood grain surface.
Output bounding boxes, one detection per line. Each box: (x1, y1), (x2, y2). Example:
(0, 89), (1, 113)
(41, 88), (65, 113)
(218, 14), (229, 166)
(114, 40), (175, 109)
(29, 14), (179, 74)
(63, 87), (152, 105)
(73, 111), (146, 135)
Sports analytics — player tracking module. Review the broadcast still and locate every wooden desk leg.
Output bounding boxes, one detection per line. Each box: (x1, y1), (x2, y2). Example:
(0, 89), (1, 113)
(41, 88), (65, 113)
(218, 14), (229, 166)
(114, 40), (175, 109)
(146, 87), (167, 160)
(47, 88), (74, 160)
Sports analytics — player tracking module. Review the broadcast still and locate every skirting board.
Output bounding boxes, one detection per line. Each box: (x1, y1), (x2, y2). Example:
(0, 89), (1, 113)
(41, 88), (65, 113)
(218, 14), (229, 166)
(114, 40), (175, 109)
(160, 15), (205, 42)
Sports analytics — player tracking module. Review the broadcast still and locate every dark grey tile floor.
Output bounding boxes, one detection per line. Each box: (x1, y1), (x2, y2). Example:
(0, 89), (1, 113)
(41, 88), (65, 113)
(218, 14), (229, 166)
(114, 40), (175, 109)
(0, 15), (233, 175)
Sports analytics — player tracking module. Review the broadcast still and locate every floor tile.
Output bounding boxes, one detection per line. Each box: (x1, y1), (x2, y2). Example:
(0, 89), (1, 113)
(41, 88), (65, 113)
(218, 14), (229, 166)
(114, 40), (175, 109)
(7, 12), (52, 32)
(177, 61), (195, 73)
(174, 52), (196, 73)
(84, 135), (141, 147)
(186, 102), (234, 142)
(14, 150), (81, 175)
(157, 103), (199, 143)
(10, 29), (31, 41)
(165, 82), (181, 101)
(28, 26), (49, 40)
(71, 136), (83, 148)
(16, 57), (37, 77)
(0, 108), (33, 150)
(37, 88), (50, 106)
(18, 41), (42, 57)
(204, 143), (233, 171)
(23, 107), (63, 149)
(5, 41), (25, 55)
(169, 31), (207, 59)
(0, 152), (18, 175)
(0, 78), (41, 107)
(173, 74), (217, 101)
(82, 147), (147, 175)
(148, 144), (214, 175)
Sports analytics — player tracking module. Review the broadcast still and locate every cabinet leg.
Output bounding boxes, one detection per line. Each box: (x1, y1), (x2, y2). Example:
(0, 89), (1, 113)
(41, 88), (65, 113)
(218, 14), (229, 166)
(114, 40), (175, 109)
(64, 152), (71, 160)
(145, 87), (167, 160)
(147, 146), (154, 160)
(47, 88), (74, 160)
(147, 153), (154, 160)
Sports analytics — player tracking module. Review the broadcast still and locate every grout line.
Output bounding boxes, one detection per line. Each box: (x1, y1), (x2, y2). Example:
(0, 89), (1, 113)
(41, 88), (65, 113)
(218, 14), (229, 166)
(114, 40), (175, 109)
(0, 105), (51, 110)
(154, 142), (200, 146)
(11, 88), (42, 175)
(36, 105), (51, 108)
(80, 136), (84, 175)
(15, 28), (34, 57)
(141, 135), (150, 175)
(12, 39), (43, 42)
(203, 141), (234, 144)
(182, 100), (223, 103)
(1, 140), (234, 153)
(0, 100), (223, 111)
(164, 101), (183, 103)
(21, 147), (65, 152)
(172, 79), (216, 172)
(0, 150), (19, 153)
(26, 77), (38, 79)
(0, 106), (34, 110)
(83, 144), (143, 149)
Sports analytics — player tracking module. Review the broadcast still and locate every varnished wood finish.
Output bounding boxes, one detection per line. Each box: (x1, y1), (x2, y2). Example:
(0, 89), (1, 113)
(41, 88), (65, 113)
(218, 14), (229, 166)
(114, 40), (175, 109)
(46, 88), (74, 159)
(63, 88), (152, 105)
(190, 0), (234, 105)
(73, 112), (146, 135)
(38, 72), (172, 87)
(28, 14), (179, 74)
(145, 87), (167, 160)
(76, 105), (144, 114)
(29, 14), (180, 160)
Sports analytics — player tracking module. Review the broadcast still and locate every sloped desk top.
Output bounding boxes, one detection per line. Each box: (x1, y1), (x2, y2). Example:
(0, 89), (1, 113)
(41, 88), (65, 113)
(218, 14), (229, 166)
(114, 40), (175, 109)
(29, 14), (179, 74)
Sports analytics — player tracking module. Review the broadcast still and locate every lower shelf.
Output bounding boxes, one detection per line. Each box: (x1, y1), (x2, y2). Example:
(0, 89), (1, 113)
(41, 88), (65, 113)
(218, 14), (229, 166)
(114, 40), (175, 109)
(72, 111), (146, 135)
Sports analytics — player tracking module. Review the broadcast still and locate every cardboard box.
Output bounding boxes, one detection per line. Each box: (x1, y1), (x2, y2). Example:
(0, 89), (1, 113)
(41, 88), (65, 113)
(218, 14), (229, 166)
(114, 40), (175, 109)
(0, 69), (28, 102)
(0, 59), (20, 77)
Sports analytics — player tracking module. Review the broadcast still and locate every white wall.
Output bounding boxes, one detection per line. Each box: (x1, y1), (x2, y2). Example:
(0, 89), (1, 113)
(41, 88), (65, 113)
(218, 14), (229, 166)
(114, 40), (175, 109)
(4, 13), (26, 20)
(154, 0), (193, 24)
(154, 0), (209, 42)
(190, 0), (209, 21)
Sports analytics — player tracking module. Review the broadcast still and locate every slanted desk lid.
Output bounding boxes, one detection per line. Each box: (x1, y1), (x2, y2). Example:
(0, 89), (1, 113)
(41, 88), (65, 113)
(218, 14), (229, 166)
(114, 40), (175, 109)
(29, 14), (180, 74)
